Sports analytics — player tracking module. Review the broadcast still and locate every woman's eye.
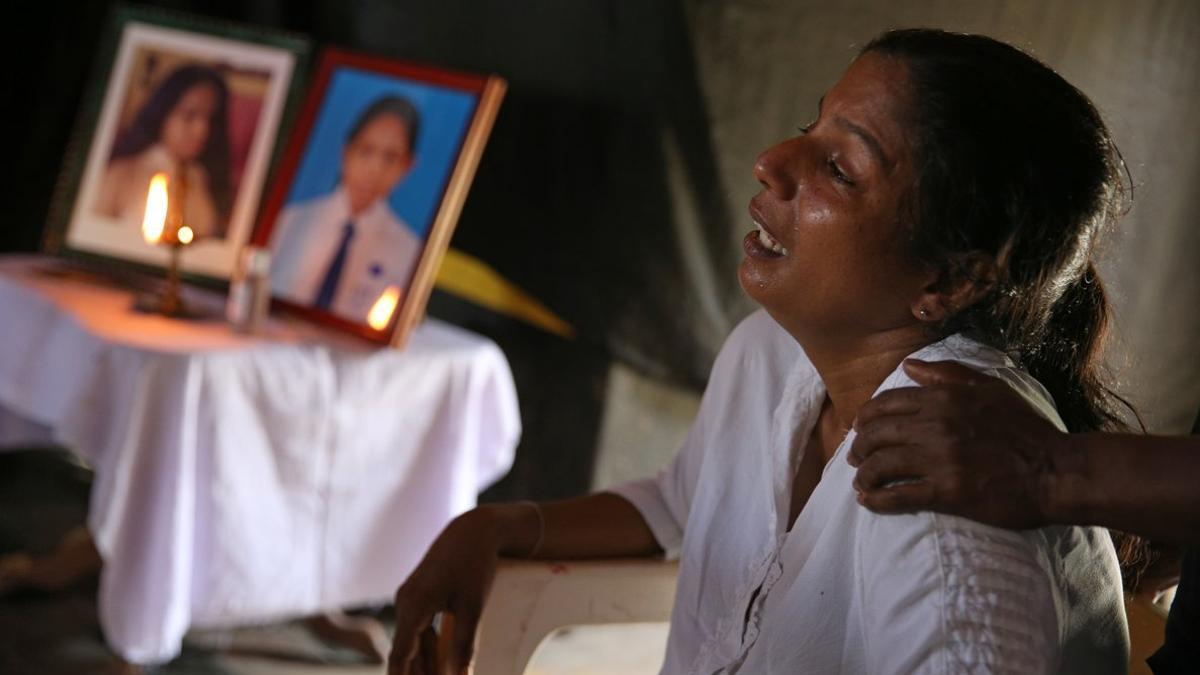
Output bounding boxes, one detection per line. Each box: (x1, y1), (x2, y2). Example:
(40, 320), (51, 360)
(827, 158), (854, 186)
(797, 122), (816, 135)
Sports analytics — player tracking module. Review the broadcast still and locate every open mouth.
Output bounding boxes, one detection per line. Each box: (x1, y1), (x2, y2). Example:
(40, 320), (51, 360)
(755, 221), (787, 255)
(743, 222), (787, 260)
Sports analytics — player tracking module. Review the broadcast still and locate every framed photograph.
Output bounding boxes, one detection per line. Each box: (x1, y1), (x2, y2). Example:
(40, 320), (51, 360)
(44, 4), (309, 282)
(253, 48), (506, 348)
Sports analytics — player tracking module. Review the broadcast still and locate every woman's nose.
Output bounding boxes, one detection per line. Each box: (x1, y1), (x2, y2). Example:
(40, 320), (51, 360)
(753, 140), (799, 201)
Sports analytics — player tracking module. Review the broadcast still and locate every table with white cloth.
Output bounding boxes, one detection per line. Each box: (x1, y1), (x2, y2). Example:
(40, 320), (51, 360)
(0, 255), (521, 664)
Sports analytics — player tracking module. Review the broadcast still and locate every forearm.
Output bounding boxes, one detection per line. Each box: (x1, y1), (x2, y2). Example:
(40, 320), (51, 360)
(473, 492), (664, 560)
(1047, 433), (1200, 544)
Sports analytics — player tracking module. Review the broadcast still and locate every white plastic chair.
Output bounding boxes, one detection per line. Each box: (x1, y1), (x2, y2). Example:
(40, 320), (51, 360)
(439, 558), (678, 675)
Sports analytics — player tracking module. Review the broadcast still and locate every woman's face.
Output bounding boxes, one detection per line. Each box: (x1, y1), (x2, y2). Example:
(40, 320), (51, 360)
(342, 114), (414, 215)
(740, 52), (929, 343)
(161, 82), (219, 162)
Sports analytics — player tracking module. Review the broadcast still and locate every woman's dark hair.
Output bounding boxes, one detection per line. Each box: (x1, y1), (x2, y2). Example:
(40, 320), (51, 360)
(111, 63), (233, 227)
(863, 28), (1135, 434)
(863, 28), (1147, 585)
(346, 95), (421, 151)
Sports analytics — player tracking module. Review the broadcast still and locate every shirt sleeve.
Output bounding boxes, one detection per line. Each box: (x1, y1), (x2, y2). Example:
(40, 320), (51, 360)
(854, 363), (1064, 674)
(605, 379), (719, 560)
(604, 313), (777, 559)
(856, 510), (1060, 674)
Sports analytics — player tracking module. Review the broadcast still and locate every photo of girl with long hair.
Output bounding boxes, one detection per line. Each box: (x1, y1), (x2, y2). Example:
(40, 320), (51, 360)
(94, 61), (235, 239)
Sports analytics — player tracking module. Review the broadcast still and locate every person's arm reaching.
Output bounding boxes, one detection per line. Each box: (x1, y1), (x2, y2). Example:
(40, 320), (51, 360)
(388, 493), (659, 675)
(848, 359), (1200, 545)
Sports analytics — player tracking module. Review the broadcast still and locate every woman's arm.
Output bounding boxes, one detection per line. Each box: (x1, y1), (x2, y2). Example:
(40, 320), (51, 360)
(388, 492), (659, 675)
(479, 492), (662, 560)
(849, 359), (1200, 544)
(856, 508), (1060, 674)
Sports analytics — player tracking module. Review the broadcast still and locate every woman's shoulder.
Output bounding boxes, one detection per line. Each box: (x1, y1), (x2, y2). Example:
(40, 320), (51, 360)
(887, 333), (1066, 431)
(706, 309), (809, 397)
(852, 334), (1127, 667)
(719, 309), (804, 366)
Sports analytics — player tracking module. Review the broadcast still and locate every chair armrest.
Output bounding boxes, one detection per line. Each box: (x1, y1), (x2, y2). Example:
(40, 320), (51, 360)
(440, 557), (678, 675)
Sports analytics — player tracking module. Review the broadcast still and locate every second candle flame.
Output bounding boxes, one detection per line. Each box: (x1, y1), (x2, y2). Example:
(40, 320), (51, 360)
(367, 286), (401, 330)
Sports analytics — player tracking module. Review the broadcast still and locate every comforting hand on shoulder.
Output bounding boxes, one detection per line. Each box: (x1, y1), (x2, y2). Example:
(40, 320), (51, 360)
(849, 358), (1067, 530)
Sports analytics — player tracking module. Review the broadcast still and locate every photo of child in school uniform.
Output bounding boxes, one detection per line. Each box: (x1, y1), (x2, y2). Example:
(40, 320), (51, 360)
(268, 67), (478, 324)
(270, 97), (421, 319)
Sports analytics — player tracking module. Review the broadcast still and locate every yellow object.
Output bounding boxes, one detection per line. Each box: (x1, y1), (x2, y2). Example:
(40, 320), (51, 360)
(176, 226), (194, 245)
(434, 248), (575, 339)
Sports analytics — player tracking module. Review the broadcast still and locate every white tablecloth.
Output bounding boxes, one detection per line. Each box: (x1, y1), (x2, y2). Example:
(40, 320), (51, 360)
(0, 256), (521, 663)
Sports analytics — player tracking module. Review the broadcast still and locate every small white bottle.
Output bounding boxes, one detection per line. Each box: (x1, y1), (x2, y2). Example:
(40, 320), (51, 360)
(227, 246), (272, 334)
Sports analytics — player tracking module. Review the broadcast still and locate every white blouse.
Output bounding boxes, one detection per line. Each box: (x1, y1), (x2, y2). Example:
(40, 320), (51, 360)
(609, 310), (1128, 674)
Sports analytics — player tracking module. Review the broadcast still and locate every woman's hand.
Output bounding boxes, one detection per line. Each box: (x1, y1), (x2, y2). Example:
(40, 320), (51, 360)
(848, 359), (1067, 529)
(388, 493), (662, 674)
(388, 505), (536, 675)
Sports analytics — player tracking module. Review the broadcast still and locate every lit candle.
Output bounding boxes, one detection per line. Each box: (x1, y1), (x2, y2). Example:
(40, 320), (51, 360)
(142, 172), (169, 244)
(133, 170), (194, 317)
(367, 286), (401, 330)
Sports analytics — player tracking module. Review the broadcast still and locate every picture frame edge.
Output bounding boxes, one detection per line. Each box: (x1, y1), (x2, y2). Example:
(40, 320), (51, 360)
(390, 75), (508, 349)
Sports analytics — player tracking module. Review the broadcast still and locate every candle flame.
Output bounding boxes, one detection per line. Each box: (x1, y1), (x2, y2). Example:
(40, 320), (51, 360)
(367, 286), (401, 330)
(141, 173), (169, 244)
(177, 225), (194, 245)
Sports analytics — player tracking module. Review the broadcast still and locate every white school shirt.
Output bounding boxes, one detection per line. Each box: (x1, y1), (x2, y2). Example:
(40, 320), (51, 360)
(270, 189), (421, 322)
(609, 310), (1128, 674)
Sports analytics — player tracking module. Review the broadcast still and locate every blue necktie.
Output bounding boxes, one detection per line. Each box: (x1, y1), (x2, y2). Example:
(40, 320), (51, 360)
(313, 220), (355, 311)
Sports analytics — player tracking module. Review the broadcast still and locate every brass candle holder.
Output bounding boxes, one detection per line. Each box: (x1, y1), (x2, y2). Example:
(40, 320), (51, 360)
(134, 166), (198, 317)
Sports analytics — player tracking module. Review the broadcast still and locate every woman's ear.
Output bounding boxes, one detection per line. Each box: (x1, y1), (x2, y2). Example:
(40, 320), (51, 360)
(911, 252), (997, 323)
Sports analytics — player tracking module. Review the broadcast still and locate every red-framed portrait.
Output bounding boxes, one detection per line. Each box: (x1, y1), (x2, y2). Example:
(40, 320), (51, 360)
(253, 48), (506, 348)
